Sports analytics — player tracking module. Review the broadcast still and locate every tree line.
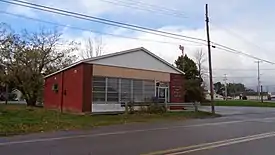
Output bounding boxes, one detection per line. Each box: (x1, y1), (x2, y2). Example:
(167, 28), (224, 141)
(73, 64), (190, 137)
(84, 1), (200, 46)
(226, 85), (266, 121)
(213, 82), (257, 97)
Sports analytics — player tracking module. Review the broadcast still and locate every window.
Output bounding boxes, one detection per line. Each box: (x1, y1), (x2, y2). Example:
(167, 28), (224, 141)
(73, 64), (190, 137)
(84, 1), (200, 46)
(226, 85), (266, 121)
(143, 80), (155, 102)
(133, 79), (143, 102)
(107, 78), (119, 102)
(93, 77), (106, 102)
(121, 78), (131, 103)
(92, 77), (161, 104)
(52, 83), (59, 93)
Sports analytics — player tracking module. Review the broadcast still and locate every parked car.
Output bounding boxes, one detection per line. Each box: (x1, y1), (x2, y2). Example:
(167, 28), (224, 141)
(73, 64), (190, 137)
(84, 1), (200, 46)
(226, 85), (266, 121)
(0, 93), (17, 101)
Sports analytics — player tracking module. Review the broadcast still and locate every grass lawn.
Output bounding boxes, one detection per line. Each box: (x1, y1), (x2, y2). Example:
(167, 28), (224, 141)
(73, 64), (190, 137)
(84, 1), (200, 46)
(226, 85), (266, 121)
(214, 100), (275, 107)
(0, 105), (218, 136)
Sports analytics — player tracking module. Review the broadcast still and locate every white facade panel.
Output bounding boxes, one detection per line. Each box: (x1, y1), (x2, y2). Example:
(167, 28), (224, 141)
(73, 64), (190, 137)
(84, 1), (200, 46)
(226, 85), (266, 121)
(91, 104), (144, 113)
(92, 104), (125, 113)
(89, 50), (178, 73)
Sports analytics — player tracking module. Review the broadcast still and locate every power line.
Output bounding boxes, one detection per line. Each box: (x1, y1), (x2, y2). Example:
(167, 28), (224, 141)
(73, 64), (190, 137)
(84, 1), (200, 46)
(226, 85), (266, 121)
(213, 45), (275, 64)
(212, 75), (275, 78)
(0, 0), (207, 43)
(212, 76), (256, 79)
(205, 67), (275, 72)
(4, 8), (272, 64)
(0, 11), (204, 47)
(2, 0), (275, 65)
(125, 0), (186, 15)
(111, 1), (275, 65)
(210, 23), (274, 55)
(99, 0), (188, 18)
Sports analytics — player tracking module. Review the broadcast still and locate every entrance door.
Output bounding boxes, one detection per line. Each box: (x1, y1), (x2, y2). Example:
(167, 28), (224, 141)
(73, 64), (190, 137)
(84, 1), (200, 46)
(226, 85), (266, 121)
(158, 87), (168, 103)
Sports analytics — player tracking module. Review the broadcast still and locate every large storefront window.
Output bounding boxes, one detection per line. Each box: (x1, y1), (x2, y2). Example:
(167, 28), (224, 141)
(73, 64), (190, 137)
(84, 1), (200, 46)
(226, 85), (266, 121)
(133, 80), (143, 102)
(93, 77), (106, 102)
(121, 78), (131, 103)
(143, 80), (155, 102)
(107, 78), (119, 102)
(92, 77), (164, 104)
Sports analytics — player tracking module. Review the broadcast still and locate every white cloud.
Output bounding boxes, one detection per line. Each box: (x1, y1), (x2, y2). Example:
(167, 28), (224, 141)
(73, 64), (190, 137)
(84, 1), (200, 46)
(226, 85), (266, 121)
(69, 24), (275, 88)
(5, 0), (275, 90)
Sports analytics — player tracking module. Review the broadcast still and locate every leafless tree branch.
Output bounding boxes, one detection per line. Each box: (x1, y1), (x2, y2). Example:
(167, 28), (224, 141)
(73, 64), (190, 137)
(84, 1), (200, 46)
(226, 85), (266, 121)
(81, 35), (104, 59)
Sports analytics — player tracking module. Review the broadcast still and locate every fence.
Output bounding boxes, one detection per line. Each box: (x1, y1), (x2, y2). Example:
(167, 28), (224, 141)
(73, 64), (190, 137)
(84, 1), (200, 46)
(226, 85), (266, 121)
(166, 102), (199, 112)
(0, 101), (27, 104)
(123, 102), (200, 113)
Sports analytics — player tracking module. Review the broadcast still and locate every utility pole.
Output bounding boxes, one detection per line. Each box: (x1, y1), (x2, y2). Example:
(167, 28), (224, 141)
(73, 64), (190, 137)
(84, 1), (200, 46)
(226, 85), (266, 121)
(233, 80), (236, 99)
(4, 65), (8, 105)
(205, 4), (215, 114)
(179, 45), (185, 69)
(223, 74), (228, 100)
(5, 83), (8, 105)
(260, 85), (263, 103)
(255, 60), (262, 101)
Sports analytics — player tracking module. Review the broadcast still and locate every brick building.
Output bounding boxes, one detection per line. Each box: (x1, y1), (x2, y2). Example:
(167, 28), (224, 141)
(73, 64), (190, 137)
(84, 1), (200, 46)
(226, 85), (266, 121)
(43, 47), (185, 113)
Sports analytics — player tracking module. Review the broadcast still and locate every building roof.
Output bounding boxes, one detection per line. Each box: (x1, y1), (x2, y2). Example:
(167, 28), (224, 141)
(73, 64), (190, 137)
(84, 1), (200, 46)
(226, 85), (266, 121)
(44, 47), (184, 78)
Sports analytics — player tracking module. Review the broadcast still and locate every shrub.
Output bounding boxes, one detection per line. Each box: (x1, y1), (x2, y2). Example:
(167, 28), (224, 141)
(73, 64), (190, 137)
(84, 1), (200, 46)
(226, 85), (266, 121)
(268, 95), (271, 100)
(147, 103), (167, 114)
(138, 105), (148, 113)
(242, 96), (247, 100)
(125, 102), (135, 114)
(125, 103), (167, 114)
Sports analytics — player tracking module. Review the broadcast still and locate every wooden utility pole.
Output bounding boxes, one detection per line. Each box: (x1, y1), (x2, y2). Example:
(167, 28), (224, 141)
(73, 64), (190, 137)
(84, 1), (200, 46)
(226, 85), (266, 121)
(223, 74), (228, 100)
(205, 4), (215, 114)
(255, 60), (262, 101)
(260, 85), (263, 103)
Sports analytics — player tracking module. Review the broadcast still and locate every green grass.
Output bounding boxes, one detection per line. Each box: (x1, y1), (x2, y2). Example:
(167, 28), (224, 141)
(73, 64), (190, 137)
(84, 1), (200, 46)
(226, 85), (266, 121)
(213, 100), (275, 107)
(0, 105), (218, 136)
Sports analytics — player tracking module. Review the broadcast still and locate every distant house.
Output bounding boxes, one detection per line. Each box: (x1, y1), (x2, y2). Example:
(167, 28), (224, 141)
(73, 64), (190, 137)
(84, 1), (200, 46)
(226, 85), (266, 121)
(205, 93), (224, 100)
(241, 92), (269, 100)
(269, 92), (275, 98)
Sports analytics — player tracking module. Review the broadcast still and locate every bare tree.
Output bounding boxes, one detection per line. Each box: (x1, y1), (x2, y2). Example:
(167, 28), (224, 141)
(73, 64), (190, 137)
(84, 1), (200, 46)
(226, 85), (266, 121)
(81, 36), (104, 59)
(0, 24), (78, 106)
(194, 49), (207, 79)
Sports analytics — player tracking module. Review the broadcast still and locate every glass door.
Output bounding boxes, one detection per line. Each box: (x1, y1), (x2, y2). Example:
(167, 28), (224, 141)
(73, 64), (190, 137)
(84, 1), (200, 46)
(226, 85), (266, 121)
(158, 87), (168, 103)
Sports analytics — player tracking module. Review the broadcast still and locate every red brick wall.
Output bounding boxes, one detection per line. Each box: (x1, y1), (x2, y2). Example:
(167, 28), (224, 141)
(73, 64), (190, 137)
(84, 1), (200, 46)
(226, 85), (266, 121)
(44, 72), (63, 109)
(44, 63), (92, 113)
(170, 73), (185, 103)
(62, 64), (84, 112)
(82, 64), (92, 112)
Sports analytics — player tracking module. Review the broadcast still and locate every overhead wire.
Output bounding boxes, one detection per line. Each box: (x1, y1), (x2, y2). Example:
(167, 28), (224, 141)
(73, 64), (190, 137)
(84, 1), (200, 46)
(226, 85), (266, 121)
(210, 22), (274, 55)
(0, 0), (207, 43)
(212, 76), (256, 79)
(99, 0), (188, 18)
(212, 45), (275, 64)
(1, 0), (275, 65)
(124, 0), (186, 15)
(213, 68), (275, 71)
(103, 0), (274, 64)
(0, 11), (204, 47)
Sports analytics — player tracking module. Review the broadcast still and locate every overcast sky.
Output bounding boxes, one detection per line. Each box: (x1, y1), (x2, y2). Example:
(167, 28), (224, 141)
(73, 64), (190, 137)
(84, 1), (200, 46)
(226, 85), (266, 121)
(1, 0), (275, 91)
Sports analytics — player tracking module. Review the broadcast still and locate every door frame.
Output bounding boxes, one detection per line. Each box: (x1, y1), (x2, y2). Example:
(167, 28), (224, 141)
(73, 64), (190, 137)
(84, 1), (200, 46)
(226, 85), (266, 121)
(158, 87), (169, 103)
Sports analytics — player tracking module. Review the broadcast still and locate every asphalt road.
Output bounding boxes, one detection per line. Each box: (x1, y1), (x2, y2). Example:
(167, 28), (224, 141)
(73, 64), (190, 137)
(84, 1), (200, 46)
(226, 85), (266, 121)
(2, 106), (275, 155)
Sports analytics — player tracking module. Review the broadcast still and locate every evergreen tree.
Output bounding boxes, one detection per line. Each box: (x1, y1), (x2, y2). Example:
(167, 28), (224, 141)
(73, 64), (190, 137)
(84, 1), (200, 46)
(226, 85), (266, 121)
(175, 55), (204, 102)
